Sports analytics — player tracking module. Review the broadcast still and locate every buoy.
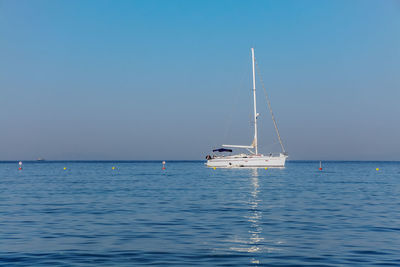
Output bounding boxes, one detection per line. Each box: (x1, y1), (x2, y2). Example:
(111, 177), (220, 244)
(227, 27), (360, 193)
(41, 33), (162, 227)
(162, 161), (166, 170)
(376, 168), (379, 171)
(265, 167), (268, 170)
(64, 167), (67, 170)
(319, 161), (322, 171)
(112, 166), (116, 170)
(18, 161), (23, 170)
(213, 167), (216, 170)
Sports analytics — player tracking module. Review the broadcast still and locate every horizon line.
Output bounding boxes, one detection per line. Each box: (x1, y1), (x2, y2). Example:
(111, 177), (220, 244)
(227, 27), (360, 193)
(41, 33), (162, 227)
(1, 160), (399, 163)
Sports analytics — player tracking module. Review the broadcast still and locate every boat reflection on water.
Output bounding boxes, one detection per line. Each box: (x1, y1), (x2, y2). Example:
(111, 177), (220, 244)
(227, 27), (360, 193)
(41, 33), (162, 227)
(225, 168), (284, 264)
(248, 169), (263, 264)
(228, 169), (263, 264)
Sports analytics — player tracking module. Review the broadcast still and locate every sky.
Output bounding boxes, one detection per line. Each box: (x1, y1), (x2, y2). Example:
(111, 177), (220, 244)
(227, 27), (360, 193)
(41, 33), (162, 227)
(0, 0), (399, 160)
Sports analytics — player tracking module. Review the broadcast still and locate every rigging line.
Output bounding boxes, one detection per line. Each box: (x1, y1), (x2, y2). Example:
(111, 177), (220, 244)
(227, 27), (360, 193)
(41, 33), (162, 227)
(255, 59), (286, 153)
(223, 55), (251, 143)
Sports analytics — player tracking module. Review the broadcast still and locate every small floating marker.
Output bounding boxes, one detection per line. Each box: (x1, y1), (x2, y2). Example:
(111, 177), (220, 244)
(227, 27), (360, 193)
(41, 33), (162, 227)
(18, 161), (23, 170)
(112, 166), (116, 170)
(265, 167), (268, 170)
(162, 161), (166, 170)
(63, 167), (67, 170)
(319, 161), (323, 171)
(213, 167), (216, 170)
(376, 168), (379, 171)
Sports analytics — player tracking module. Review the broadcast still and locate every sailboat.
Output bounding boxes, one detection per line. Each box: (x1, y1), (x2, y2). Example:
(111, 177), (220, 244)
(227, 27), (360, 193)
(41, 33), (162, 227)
(206, 48), (288, 168)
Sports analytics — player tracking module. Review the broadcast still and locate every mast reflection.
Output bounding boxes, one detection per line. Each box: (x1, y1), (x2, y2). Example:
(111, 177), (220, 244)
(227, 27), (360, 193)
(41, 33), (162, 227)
(249, 168), (263, 264)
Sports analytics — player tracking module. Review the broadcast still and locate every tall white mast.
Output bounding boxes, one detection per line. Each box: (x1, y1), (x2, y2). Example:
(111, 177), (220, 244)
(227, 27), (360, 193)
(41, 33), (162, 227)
(251, 48), (258, 155)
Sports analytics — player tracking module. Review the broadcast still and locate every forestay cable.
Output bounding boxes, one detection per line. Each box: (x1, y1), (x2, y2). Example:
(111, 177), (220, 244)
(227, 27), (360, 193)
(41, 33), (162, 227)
(255, 59), (286, 153)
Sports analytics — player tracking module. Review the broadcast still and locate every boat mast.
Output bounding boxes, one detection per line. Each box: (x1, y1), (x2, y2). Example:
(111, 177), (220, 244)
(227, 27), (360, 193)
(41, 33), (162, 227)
(251, 48), (258, 155)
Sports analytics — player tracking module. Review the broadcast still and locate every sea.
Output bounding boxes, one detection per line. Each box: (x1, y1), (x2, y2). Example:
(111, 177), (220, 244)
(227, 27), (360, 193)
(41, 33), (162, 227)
(0, 161), (399, 266)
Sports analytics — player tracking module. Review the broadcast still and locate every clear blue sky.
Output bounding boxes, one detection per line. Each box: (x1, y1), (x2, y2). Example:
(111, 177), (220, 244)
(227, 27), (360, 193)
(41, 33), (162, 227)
(1, 0), (399, 160)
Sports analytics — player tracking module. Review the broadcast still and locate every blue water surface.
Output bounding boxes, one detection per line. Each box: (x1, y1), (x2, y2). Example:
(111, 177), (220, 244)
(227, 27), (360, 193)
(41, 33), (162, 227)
(0, 161), (399, 266)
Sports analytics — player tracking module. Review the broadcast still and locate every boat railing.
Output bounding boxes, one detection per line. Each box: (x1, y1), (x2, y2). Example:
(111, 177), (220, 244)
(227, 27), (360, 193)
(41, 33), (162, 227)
(263, 152), (287, 157)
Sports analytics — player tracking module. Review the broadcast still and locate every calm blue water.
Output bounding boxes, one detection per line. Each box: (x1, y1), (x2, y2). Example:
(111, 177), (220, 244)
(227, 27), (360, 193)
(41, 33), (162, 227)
(0, 161), (399, 266)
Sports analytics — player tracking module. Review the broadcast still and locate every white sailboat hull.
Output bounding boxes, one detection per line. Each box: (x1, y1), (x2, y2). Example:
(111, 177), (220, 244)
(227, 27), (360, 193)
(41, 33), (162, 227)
(206, 154), (287, 168)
